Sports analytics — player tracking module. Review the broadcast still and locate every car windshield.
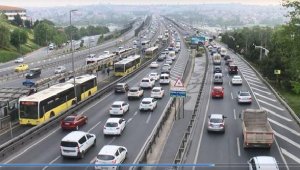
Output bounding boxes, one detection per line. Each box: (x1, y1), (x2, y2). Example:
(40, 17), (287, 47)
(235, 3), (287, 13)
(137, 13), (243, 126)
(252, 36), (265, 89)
(150, 74), (156, 76)
(142, 101), (151, 104)
(142, 79), (149, 82)
(129, 89), (138, 92)
(64, 116), (75, 122)
(152, 89), (160, 92)
(97, 154), (115, 161)
(115, 85), (123, 88)
(105, 122), (118, 127)
(111, 104), (121, 108)
(210, 118), (223, 123)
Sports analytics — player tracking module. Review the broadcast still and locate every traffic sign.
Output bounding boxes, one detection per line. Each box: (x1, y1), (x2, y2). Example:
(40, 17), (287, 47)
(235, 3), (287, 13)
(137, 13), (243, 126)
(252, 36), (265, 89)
(173, 78), (184, 87)
(170, 78), (186, 98)
(170, 90), (186, 97)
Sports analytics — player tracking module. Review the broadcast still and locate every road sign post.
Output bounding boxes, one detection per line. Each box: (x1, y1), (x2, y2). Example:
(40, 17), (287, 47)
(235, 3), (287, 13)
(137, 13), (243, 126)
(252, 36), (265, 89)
(170, 78), (186, 120)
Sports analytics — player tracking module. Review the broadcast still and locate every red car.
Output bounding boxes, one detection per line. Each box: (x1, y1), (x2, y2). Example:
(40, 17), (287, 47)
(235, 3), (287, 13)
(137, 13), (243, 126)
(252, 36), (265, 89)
(211, 86), (224, 98)
(61, 114), (88, 130)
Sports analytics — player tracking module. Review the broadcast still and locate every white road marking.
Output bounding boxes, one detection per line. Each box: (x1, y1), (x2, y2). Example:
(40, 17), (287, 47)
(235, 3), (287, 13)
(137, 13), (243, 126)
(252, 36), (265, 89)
(258, 99), (284, 111)
(281, 148), (300, 164)
(240, 71), (256, 77)
(254, 92), (277, 102)
(268, 118), (300, 136)
(274, 131), (300, 149)
(244, 76), (261, 82)
(236, 137), (241, 157)
(243, 74), (260, 80)
(248, 82), (268, 89)
(228, 80), (231, 86)
(127, 118), (133, 123)
(134, 111), (138, 116)
(233, 109), (236, 120)
(251, 87), (271, 95)
(88, 121), (102, 133)
(245, 78), (263, 85)
(262, 107), (292, 122)
(231, 92), (233, 100)
(146, 113), (152, 124)
(42, 155), (61, 170)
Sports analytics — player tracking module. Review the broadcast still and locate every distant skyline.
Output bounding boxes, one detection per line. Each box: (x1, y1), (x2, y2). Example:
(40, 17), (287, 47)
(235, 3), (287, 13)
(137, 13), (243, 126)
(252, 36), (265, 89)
(0, 0), (282, 7)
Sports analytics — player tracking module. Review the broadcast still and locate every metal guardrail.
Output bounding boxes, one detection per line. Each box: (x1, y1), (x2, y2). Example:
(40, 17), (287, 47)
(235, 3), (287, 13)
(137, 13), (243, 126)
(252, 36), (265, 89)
(0, 31), (167, 161)
(0, 115), (10, 130)
(173, 46), (209, 165)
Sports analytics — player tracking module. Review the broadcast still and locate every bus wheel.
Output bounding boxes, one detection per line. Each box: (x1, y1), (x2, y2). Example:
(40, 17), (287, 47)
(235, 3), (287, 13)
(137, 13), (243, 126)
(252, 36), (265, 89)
(72, 100), (76, 105)
(50, 112), (55, 118)
(88, 91), (91, 96)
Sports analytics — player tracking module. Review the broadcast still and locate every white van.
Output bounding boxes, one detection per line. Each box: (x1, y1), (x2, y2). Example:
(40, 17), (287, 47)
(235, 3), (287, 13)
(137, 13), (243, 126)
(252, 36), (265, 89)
(60, 131), (96, 158)
(248, 156), (279, 170)
(213, 73), (223, 84)
(159, 74), (170, 84)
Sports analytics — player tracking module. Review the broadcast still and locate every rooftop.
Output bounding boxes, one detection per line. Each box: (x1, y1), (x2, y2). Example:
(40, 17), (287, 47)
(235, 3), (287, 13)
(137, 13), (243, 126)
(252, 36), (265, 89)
(0, 5), (26, 11)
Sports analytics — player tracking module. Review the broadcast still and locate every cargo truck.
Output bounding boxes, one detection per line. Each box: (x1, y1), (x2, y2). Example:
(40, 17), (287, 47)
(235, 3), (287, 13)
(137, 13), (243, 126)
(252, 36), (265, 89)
(241, 109), (274, 149)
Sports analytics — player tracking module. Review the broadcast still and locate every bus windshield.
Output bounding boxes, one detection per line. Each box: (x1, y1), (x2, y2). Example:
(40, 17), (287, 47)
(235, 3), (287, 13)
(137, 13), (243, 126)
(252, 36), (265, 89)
(114, 64), (124, 72)
(19, 102), (39, 119)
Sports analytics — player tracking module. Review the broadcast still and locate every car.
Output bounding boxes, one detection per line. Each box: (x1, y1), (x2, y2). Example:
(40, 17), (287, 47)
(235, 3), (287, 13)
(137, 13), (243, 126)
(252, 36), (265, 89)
(127, 87), (144, 99)
(25, 68), (41, 79)
(60, 131), (96, 158)
(109, 101), (129, 116)
(225, 58), (233, 65)
(224, 55), (231, 61)
(61, 114), (88, 130)
(15, 64), (29, 72)
(165, 58), (173, 65)
(140, 77), (155, 89)
(162, 63), (171, 70)
(114, 83), (129, 93)
(151, 87), (165, 99)
(139, 98), (157, 111)
(103, 118), (126, 136)
(248, 156), (279, 170)
(14, 57), (24, 63)
(237, 91), (252, 104)
(157, 54), (166, 61)
(213, 66), (222, 73)
(159, 73), (170, 84)
(150, 61), (159, 68)
(213, 73), (223, 84)
(207, 114), (226, 133)
(22, 79), (35, 87)
(231, 75), (243, 85)
(211, 86), (224, 98)
(149, 72), (159, 81)
(54, 66), (66, 74)
(95, 145), (127, 170)
(228, 64), (238, 74)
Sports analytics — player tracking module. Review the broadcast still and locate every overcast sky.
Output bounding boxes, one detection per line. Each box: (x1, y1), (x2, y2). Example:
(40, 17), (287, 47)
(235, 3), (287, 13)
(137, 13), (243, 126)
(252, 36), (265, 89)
(1, 0), (282, 7)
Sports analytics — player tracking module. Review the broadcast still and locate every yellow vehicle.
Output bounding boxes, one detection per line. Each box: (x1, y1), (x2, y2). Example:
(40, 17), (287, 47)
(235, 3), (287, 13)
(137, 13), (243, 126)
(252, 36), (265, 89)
(145, 46), (159, 58)
(114, 55), (141, 77)
(15, 64), (29, 72)
(19, 74), (97, 125)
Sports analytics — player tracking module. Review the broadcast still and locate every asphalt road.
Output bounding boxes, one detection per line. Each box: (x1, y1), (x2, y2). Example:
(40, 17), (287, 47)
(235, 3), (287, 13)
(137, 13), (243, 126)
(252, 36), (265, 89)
(0, 19), (188, 170)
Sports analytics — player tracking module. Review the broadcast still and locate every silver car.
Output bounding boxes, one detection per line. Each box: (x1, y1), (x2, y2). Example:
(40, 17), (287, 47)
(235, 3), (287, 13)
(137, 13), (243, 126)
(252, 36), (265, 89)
(54, 66), (66, 74)
(237, 91), (252, 104)
(207, 114), (226, 133)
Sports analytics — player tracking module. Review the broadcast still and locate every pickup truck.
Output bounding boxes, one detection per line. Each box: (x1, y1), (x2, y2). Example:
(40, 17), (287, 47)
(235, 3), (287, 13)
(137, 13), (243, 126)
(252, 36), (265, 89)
(241, 109), (274, 149)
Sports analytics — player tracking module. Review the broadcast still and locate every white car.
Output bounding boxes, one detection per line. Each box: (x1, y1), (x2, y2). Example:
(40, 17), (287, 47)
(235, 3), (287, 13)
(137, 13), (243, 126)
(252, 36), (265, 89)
(139, 98), (157, 111)
(14, 57), (24, 63)
(163, 63), (171, 70)
(248, 156), (279, 170)
(140, 77), (155, 89)
(149, 72), (159, 81)
(150, 62), (159, 68)
(237, 91), (252, 104)
(166, 58), (173, 65)
(109, 101), (129, 116)
(151, 87), (165, 99)
(103, 118), (126, 136)
(231, 75), (243, 85)
(127, 87), (144, 99)
(95, 145), (127, 170)
(54, 66), (66, 74)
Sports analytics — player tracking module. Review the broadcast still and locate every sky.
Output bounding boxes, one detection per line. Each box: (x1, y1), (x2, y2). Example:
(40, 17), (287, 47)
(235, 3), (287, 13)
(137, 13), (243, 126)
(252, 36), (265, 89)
(0, 0), (282, 7)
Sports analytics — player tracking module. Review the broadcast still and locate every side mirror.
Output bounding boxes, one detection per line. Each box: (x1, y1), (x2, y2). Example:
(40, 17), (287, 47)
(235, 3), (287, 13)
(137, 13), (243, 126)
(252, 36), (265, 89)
(239, 113), (242, 119)
(223, 116), (227, 118)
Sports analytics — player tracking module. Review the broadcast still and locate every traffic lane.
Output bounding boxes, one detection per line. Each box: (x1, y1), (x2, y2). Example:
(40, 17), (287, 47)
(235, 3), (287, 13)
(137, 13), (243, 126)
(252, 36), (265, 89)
(3, 58), (171, 168)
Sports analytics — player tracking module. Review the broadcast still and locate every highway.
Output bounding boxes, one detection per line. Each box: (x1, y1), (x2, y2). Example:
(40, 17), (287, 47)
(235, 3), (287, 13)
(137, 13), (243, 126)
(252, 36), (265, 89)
(0, 18), (191, 170)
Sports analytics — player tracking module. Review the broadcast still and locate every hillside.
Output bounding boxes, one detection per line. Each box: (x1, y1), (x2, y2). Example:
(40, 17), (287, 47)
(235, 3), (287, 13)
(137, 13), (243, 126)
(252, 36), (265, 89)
(0, 15), (39, 63)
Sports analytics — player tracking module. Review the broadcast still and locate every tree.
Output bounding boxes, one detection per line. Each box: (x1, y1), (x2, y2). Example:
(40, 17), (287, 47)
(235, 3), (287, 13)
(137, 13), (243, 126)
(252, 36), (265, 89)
(10, 29), (28, 48)
(24, 20), (32, 29)
(12, 14), (23, 26)
(0, 25), (10, 48)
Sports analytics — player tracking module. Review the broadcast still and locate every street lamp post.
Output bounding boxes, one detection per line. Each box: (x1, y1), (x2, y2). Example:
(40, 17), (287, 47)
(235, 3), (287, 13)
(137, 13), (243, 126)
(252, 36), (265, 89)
(70, 9), (78, 104)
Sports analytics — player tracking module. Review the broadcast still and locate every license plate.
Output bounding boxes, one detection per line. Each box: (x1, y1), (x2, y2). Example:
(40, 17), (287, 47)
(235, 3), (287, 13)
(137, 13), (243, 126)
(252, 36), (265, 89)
(65, 123), (70, 125)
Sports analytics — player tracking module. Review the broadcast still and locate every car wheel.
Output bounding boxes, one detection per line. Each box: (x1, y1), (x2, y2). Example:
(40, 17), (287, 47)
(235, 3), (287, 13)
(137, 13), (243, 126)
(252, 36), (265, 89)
(79, 150), (85, 159)
(92, 139), (96, 147)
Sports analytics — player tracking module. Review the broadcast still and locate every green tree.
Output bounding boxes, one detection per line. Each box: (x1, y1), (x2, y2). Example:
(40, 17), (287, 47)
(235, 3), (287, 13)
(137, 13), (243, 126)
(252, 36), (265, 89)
(24, 20), (31, 29)
(12, 14), (23, 26)
(0, 25), (10, 48)
(10, 29), (28, 48)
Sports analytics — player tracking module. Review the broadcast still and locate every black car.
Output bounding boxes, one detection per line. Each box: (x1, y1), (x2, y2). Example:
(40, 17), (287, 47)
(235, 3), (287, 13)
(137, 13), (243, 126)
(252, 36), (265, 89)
(224, 55), (231, 61)
(25, 68), (41, 79)
(213, 66), (222, 73)
(114, 83), (129, 93)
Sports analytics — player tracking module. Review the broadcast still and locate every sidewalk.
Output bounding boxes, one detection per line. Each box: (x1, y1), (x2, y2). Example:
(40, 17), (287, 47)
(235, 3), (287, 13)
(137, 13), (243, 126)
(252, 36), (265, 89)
(158, 53), (206, 164)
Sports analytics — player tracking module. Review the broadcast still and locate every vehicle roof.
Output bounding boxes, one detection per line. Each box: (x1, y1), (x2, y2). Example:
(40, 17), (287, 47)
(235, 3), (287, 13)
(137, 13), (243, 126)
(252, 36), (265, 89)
(149, 72), (158, 75)
(66, 74), (96, 85)
(152, 87), (162, 90)
(253, 156), (278, 169)
(142, 98), (154, 101)
(130, 87), (140, 90)
(233, 75), (241, 78)
(98, 145), (122, 155)
(62, 131), (88, 142)
(160, 73), (169, 76)
(213, 86), (223, 90)
(112, 101), (125, 105)
(210, 114), (223, 119)
(116, 83), (126, 86)
(106, 118), (122, 123)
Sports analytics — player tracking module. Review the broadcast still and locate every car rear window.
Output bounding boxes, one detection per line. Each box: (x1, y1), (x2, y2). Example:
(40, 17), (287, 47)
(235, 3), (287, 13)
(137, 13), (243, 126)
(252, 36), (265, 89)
(152, 89), (160, 92)
(105, 122), (118, 127)
(240, 92), (250, 96)
(210, 118), (223, 123)
(61, 141), (78, 147)
(142, 79), (149, 82)
(111, 104), (121, 108)
(115, 85), (123, 88)
(64, 117), (75, 122)
(97, 154), (115, 161)
(142, 101), (151, 104)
